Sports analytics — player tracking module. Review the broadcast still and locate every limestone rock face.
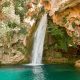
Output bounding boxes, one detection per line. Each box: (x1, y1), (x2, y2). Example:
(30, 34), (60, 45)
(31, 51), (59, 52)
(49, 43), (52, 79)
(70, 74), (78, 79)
(49, 0), (80, 45)
(49, 0), (80, 16)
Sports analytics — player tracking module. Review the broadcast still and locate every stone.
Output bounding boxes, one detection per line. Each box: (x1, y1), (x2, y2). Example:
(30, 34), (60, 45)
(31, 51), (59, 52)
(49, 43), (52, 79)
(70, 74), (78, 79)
(75, 60), (80, 68)
(48, 0), (80, 45)
(49, 0), (80, 16)
(0, 53), (27, 64)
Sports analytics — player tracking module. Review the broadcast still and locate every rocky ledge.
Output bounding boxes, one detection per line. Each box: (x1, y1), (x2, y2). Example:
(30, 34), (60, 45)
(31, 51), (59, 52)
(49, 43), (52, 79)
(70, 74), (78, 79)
(0, 53), (27, 64)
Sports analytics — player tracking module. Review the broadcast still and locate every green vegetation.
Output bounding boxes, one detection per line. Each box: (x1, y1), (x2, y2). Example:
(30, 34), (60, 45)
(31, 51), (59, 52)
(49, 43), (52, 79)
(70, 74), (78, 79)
(47, 17), (76, 52)
(2, 1), (10, 7)
(0, 21), (28, 55)
(72, 22), (76, 28)
(14, 0), (27, 21)
(1, 0), (80, 64)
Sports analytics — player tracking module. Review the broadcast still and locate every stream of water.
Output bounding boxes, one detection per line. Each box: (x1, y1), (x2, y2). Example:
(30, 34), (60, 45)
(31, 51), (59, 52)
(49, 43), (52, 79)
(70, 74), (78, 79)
(30, 13), (47, 65)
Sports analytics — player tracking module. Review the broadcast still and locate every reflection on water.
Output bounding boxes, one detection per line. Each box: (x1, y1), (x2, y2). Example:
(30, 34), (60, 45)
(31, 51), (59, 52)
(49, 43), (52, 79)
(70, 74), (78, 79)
(0, 64), (80, 80)
(32, 66), (46, 80)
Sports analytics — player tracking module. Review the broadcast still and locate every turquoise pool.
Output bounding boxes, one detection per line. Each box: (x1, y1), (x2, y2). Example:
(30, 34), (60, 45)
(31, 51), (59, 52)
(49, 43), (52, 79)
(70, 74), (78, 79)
(0, 64), (80, 80)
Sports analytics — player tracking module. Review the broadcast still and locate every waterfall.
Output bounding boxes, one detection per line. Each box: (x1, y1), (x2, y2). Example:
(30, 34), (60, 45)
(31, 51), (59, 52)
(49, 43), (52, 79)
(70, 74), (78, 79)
(30, 13), (47, 65)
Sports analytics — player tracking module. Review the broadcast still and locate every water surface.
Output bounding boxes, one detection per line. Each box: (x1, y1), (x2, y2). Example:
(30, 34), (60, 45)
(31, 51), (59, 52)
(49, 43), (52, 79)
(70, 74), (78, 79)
(0, 64), (80, 80)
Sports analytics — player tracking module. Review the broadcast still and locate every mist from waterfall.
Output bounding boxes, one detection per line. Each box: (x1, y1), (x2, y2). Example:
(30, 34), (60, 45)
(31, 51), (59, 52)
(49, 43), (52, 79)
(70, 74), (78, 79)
(31, 13), (47, 65)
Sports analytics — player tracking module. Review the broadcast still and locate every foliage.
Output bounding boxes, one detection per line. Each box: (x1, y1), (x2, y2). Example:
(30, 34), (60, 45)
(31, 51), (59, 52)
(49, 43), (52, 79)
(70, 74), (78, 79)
(2, 1), (10, 7)
(47, 17), (76, 52)
(14, 0), (27, 21)
(0, 0), (46, 56)
(0, 21), (28, 55)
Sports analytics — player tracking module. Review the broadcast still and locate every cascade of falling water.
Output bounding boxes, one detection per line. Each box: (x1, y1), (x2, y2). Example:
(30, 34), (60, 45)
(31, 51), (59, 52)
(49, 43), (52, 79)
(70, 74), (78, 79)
(30, 13), (47, 65)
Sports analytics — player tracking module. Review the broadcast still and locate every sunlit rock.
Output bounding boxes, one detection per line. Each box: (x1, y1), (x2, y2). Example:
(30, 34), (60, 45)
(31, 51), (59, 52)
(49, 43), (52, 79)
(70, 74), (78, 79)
(75, 60), (80, 68)
(49, 0), (80, 16)
(24, 17), (35, 27)
(49, 0), (80, 45)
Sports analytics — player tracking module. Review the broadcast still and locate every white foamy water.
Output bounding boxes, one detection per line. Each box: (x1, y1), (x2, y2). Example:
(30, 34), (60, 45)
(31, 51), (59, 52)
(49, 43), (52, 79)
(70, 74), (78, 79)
(30, 13), (47, 65)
